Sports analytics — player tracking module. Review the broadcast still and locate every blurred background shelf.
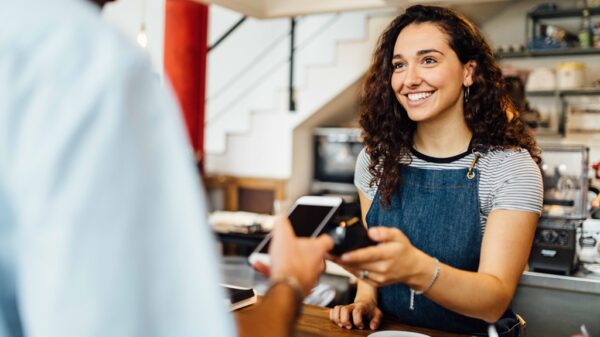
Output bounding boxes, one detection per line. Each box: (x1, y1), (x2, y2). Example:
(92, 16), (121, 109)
(496, 47), (600, 59)
(528, 6), (600, 20)
(527, 87), (600, 96)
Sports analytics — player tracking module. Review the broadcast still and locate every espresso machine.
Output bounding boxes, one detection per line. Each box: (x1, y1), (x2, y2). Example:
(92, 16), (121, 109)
(529, 144), (589, 275)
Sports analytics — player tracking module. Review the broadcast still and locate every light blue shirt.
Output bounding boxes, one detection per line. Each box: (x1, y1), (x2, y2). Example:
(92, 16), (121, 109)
(0, 0), (236, 336)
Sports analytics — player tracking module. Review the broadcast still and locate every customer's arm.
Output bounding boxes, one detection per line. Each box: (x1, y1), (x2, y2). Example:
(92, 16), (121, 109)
(235, 282), (302, 337)
(236, 218), (333, 337)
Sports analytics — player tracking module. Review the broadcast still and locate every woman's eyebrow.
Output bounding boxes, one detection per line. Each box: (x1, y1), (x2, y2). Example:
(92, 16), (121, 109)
(417, 48), (444, 56)
(392, 49), (445, 59)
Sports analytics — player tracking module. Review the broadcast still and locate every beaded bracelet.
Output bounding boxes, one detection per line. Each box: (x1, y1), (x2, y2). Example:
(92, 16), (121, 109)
(409, 257), (441, 310)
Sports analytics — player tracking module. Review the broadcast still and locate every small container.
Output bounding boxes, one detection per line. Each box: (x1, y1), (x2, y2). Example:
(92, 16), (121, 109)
(526, 67), (556, 91)
(556, 62), (585, 89)
(594, 22), (600, 48)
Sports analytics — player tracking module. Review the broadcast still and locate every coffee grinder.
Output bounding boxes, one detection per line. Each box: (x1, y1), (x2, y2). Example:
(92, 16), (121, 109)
(529, 144), (589, 275)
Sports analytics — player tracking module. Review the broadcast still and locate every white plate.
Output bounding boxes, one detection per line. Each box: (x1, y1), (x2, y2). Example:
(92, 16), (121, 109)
(368, 331), (431, 337)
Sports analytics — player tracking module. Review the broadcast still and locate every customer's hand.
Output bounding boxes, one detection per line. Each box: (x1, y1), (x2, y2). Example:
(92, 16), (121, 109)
(268, 217), (334, 295)
(330, 226), (423, 287)
(330, 299), (382, 330)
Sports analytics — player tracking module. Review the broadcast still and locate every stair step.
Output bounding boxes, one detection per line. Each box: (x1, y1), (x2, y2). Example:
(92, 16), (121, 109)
(205, 11), (395, 157)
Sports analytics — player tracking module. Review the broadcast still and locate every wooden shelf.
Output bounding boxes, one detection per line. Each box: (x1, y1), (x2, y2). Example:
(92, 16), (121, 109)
(496, 7), (600, 59)
(567, 129), (600, 133)
(527, 88), (600, 97)
(535, 130), (562, 137)
(497, 47), (600, 59)
(528, 6), (600, 20)
(204, 175), (286, 213)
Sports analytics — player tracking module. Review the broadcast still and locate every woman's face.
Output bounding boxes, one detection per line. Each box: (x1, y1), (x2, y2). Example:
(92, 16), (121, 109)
(390, 23), (474, 124)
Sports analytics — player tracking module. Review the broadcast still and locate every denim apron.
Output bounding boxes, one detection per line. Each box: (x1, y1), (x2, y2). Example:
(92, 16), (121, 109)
(365, 154), (521, 337)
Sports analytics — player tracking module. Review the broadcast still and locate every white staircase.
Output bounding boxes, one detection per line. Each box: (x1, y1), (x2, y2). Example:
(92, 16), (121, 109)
(205, 9), (396, 179)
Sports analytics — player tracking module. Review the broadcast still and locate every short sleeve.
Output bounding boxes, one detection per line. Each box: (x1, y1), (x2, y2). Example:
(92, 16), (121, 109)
(491, 149), (543, 214)
(354, 148), (378, 200)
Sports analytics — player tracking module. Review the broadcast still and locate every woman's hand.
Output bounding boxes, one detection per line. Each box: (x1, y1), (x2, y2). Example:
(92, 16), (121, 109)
(329, 299), (383, 330)
(332, 226), (425, 287)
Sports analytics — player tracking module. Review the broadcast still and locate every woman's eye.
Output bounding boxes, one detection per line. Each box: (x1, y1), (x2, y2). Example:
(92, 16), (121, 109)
(422, 57), (437, 64)
(392, 62), (405, 70)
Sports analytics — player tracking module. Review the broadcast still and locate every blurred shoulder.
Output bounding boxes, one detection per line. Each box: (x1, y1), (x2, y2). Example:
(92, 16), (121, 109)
(482, 147), (538, 168)
(1, 0), (146, 75)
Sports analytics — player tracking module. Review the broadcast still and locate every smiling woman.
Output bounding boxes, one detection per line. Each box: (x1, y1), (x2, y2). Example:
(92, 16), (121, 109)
(329, 5), (543, 337)
(390, 24), (474, 128)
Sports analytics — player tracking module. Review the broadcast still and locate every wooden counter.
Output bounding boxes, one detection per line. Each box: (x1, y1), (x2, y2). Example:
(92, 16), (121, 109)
(295, 304), (469, 337)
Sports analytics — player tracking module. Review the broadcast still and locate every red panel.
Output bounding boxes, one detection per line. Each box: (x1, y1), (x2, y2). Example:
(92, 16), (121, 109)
(164, 0), (208, 166)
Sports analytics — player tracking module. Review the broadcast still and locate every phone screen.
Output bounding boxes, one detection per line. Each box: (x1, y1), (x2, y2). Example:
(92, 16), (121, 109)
(257, 204), (337, 253)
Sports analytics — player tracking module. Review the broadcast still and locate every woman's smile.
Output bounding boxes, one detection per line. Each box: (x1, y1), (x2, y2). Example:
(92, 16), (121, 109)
(405, 91), (435, 106)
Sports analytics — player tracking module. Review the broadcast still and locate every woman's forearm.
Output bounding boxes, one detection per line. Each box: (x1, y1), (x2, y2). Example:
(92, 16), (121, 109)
(406, 252), (516, 322)
(405, 211), (537, 322)
(355, 279), (378, 303)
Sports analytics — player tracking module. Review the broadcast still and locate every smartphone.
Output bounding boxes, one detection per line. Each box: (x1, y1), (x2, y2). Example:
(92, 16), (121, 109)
(328, 217), (376, 256)
(248, 195), (343, 266)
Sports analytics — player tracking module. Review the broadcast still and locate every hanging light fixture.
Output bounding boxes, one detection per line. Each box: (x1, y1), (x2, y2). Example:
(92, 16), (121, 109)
(136, 0), (147, 48)
(136, 23), (148, 48)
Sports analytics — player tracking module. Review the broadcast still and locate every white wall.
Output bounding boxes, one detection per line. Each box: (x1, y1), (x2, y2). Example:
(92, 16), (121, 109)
(203, 9), (394, 186)
(204, 9), (380, 155)
(288, 77), (362, 201)
(102, 0), (165, 76)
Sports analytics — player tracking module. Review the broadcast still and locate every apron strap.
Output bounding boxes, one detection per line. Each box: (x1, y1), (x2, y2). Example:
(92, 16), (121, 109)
(466, 150), (484, 180)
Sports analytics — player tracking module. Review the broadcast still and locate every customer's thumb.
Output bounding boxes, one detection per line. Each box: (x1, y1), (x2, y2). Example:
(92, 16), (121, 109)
(316, 234), (335, 251)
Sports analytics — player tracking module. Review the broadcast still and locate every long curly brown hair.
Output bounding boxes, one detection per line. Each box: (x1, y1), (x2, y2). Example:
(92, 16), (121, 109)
(360, 5), (540, 206)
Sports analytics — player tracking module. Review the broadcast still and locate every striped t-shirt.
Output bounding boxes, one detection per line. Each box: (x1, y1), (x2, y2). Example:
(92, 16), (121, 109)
(354, 147), (544, 231)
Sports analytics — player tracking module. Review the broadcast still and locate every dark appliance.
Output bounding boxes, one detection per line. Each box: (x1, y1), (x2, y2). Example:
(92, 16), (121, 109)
(312, 128), (363, 218)
(529, 144), (589, 275)
(313, 128), (363, 193)
(530, 218), (583, 275)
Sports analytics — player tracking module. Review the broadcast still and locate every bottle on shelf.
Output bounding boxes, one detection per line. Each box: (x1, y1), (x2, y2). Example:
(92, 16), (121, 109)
(579, 8), (593, 48)
(594, 22), (600, 48)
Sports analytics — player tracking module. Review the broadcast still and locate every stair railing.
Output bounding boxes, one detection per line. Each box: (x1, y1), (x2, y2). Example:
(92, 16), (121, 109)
(206, 13), (342, 125)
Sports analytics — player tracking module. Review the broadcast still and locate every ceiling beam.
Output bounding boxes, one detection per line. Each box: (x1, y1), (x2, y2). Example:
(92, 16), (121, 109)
(195, 0), (516, 19)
